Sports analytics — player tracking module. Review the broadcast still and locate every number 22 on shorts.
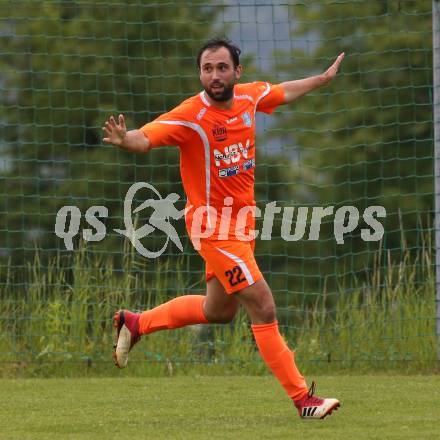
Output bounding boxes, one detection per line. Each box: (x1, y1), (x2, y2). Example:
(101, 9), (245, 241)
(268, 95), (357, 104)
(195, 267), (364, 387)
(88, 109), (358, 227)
(225, 265), (246, 287)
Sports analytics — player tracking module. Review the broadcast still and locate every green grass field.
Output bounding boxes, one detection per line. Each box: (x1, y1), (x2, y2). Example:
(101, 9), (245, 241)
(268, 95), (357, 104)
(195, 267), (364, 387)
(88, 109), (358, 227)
(1, 375), (439, 439)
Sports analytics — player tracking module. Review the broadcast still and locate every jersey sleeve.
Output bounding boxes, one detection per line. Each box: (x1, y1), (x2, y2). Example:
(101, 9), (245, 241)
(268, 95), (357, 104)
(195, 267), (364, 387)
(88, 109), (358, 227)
(140, 104), (193, 148)
(254, 82), (285, 114)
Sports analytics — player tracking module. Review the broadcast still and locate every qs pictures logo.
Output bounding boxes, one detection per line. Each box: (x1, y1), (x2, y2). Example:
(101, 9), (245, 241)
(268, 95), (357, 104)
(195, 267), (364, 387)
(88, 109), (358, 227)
(55, 182), (185, 258)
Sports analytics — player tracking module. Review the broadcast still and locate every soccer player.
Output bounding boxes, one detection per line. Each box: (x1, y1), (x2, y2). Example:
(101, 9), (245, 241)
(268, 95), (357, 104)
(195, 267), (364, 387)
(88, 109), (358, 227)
(103, 38), (344, 420)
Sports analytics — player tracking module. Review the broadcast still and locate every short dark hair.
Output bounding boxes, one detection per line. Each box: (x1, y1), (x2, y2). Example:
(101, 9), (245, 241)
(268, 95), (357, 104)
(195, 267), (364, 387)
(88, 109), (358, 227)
(197, 37), (241, 69)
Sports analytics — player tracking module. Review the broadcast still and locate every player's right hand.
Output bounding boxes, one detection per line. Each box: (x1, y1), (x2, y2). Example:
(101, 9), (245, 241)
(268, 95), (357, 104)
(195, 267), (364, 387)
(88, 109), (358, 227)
(102, 114), (127, 146)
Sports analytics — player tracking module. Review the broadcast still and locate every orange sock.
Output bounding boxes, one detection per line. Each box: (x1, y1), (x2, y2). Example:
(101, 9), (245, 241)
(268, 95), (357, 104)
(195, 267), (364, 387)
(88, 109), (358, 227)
(251, 321), (308, 401)
(139, 295), (209, 335)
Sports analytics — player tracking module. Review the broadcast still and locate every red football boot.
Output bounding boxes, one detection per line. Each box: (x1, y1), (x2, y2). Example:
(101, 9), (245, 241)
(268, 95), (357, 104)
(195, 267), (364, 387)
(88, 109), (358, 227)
(294, 382), (340, 420)
(112, 310), (141, 368)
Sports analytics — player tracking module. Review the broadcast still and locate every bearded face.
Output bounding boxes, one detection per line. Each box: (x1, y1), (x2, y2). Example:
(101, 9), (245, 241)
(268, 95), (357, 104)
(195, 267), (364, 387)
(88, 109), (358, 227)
(199, 47), (242, 103)
(204, 76), (235, 102)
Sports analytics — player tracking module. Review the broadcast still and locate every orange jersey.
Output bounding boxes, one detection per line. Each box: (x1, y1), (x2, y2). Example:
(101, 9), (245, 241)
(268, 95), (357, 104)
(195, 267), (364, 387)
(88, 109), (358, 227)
(140, 82), (284, 238)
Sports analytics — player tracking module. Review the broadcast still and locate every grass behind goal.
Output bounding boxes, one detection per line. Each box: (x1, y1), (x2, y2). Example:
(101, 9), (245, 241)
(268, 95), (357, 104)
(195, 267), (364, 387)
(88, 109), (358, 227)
(0, 238), (436, 377)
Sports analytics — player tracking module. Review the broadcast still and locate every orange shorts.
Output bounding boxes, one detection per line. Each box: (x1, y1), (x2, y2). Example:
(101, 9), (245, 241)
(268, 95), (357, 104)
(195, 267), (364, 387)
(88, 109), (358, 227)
(198, 238), (263, 294)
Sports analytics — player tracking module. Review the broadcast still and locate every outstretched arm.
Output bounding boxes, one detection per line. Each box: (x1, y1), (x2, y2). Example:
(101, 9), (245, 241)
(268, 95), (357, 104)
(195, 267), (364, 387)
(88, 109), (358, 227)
(102, 114), (151, 153)
(280, 52), (345, 104)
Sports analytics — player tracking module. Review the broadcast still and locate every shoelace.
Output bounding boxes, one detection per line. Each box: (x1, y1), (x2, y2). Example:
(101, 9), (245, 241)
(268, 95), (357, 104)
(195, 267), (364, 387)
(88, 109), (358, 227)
(308, 381), (316, 397)
(305, 381), (323, 405)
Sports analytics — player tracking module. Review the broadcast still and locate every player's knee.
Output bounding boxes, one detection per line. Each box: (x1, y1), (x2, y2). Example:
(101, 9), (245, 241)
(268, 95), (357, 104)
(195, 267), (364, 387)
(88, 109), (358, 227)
(258, 303), (276, 323)
(254, 288), (277, 323)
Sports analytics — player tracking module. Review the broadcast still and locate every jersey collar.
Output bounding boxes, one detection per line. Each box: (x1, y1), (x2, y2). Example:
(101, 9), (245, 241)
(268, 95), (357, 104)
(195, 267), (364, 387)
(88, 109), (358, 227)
(199, 91), (211, 107)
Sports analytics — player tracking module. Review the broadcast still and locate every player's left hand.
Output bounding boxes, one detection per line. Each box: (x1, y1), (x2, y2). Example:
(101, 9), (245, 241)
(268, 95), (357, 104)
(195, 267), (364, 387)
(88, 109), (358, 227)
(322, 52), (345, 85)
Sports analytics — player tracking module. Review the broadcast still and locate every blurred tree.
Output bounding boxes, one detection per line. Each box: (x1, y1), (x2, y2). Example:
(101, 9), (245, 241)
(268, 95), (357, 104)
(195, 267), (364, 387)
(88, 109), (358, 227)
(262, 0), (433, 299)
(0, 0), (432, 301)
(0, 0), (219, 272)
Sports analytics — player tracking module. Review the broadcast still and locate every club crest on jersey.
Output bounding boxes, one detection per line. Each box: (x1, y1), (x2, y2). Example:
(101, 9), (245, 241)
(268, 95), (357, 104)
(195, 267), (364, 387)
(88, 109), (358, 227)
(241, 112), (252, 127)
(212, 124), (227, 141)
